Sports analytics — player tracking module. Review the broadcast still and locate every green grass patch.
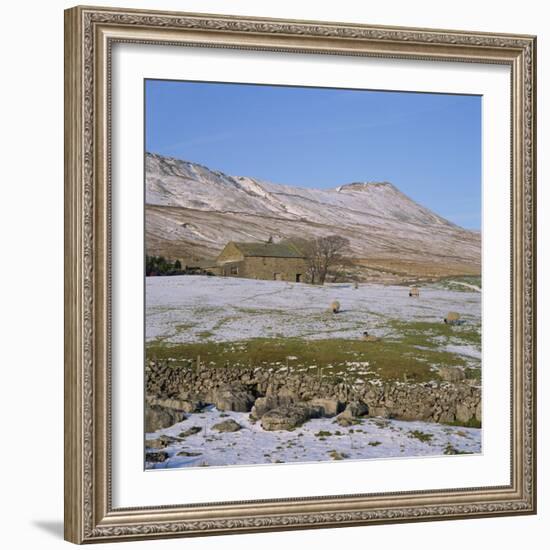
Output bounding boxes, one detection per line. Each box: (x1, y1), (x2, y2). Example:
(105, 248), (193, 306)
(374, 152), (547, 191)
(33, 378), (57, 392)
(464, 367), (482, 381)
(174, 323), (197, 333)
(196, 331), (214, 340)
(387, 319), (481, 349)
(211, 315), (243, 331)
(147, 337), (438, 382)
(146, 324), (478, 383)
(445, 418), (482, 429)
(234, 307), (288, 316)
(408, 430), (434, 443)
(436, 276), (482, 292)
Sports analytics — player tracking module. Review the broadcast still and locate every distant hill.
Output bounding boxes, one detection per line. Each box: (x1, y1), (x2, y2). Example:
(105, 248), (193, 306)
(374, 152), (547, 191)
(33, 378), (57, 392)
(145, 152), (480, 280)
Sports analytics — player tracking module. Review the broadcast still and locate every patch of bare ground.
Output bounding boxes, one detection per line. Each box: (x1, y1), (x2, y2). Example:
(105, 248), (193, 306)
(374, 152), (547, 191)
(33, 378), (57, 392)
(350, 257), (480, 284)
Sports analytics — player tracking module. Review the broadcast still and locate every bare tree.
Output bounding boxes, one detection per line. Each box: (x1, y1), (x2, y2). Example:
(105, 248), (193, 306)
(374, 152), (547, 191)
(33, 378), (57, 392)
(315, 235), (351, 284)
(292, 235), (350, 284)
(308, 240), (324, 284)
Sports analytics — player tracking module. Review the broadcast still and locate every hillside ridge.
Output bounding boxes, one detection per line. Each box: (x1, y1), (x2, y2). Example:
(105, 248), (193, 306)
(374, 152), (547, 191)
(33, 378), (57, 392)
(145, 152), (480, 279)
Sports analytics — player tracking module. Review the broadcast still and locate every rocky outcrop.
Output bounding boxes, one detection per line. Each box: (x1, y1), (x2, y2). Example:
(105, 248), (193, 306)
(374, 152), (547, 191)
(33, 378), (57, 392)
(145, 404), (185, 432)
(260, 403), (322, 431)
(212, 419), (242, 432)
(147, 396), (204, 413)
(145, 435), (178, 449)
(334, 401), (369, 426)
(146, 362), (482, 427)
(309, 398), (344, 417)
(145, 451), (168, 463)
(210, 383), (256, 412)
(251, 392), (301, 419)
(251, 396), (279, 419)
(178, 426), (202, 438)
(335, 415), (356, 427)
(339, 400), (369, 419)
(177, 450), (202, 457)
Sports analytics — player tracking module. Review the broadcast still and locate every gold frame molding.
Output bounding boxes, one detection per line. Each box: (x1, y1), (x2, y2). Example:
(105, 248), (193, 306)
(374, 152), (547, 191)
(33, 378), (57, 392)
(64, 5), (537, 544)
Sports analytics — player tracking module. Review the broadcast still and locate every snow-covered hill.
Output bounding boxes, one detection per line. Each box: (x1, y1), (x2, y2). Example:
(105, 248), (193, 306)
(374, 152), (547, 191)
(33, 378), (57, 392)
(145, 152), (480, 274)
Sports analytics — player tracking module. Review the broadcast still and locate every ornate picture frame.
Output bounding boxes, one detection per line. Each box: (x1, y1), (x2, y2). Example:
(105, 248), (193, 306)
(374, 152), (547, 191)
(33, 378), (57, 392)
(64, 5), (536, 544)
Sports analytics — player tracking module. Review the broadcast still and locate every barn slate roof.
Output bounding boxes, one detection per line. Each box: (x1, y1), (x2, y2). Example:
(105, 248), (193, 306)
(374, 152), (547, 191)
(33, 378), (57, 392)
(231, 241), (305, 259)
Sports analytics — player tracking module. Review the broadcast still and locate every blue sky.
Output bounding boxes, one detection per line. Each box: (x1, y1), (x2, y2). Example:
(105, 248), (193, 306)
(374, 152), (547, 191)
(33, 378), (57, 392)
(146, 80), (481, 229)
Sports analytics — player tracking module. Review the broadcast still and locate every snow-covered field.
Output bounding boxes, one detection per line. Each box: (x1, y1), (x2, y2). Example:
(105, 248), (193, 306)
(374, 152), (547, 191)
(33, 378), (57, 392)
(146, 275), (481, 344)
(146, 406), (481, 469)
(145, 276), (481, 468)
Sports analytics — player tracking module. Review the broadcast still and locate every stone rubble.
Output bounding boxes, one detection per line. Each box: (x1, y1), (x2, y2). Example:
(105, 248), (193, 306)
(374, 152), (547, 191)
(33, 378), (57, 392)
(145, 362), (481, 431)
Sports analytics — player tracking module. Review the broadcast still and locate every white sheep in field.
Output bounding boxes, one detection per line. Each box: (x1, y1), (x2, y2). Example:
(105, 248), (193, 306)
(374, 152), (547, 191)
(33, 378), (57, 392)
(330, 300), (341, 313)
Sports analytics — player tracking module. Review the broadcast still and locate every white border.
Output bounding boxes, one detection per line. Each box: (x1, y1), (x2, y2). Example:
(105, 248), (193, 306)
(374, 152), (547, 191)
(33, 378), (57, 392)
(111, 43), (511, 508)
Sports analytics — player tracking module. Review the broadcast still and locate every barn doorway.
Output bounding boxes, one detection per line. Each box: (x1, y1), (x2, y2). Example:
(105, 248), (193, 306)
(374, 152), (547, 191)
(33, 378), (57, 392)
(295, 274), (302, 282)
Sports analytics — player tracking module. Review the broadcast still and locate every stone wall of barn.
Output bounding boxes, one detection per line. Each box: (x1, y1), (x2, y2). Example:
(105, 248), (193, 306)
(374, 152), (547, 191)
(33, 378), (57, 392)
(240, 256), (308, 281)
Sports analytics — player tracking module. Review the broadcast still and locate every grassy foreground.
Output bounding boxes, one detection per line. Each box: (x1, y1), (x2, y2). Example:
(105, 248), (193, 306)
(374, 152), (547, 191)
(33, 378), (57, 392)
(147, 321), (480, 383)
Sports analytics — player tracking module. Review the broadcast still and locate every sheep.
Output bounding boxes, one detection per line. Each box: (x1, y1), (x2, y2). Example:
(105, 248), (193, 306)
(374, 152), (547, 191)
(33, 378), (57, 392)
(444, 311), (461, 325)
(409, 286), (420, 297)
(330, 300), (341, 313)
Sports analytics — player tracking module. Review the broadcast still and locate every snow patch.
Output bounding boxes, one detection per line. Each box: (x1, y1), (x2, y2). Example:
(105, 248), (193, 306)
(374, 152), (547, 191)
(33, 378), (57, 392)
(146, 407), (481, 470)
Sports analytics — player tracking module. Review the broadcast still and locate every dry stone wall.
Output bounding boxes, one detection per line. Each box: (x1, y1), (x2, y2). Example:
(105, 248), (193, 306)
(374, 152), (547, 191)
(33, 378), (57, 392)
(146, 361), (481, 426)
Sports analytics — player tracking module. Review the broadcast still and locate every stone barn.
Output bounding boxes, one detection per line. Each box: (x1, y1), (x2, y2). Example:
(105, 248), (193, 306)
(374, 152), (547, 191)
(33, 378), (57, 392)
(216, 241), (307, 282)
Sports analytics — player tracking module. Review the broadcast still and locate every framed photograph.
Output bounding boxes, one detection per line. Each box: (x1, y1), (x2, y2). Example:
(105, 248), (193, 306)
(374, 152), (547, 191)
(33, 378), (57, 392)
(64, 5), (537, 544)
